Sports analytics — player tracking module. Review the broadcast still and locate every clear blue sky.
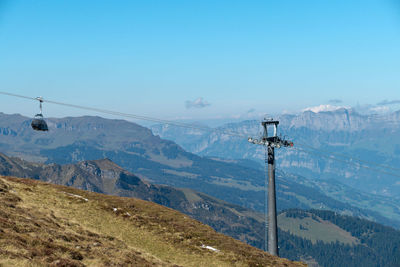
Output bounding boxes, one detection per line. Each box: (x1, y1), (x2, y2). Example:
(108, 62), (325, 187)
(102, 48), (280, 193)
(0, 0), (399, 120)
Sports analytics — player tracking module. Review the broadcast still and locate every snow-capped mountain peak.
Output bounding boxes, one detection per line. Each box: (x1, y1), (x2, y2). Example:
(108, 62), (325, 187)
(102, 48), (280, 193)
(302, 104), (350, 113)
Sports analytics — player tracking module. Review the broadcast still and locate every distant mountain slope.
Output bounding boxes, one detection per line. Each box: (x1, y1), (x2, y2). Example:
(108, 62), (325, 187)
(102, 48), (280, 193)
(278, 209), (400, 267)
(0, 176), (302, 266)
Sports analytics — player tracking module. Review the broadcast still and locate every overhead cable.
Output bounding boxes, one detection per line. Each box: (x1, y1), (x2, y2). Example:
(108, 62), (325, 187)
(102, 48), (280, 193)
(0, 91), (245, 137)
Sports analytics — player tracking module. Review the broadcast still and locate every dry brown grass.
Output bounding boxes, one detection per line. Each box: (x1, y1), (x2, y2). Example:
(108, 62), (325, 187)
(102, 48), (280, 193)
(0, 176), (305, 267)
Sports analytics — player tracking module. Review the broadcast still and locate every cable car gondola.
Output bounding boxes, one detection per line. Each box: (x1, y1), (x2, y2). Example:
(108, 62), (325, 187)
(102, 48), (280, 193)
(31, 97), (48, 131)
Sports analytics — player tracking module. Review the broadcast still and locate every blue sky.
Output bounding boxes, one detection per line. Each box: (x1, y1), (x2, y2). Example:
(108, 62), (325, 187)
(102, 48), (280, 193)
(0, 0), (399, 120)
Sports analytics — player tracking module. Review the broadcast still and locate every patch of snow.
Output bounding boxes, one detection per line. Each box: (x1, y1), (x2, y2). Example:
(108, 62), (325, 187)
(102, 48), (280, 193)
(113, 208), (118, 212)
(201, 244), (219, 252)
(302, 104), (349, 113)
(63, 192), (89, 202)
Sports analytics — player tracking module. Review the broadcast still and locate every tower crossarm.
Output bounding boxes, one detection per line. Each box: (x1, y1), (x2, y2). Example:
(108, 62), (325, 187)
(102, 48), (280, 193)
(247, 136), (293, 148)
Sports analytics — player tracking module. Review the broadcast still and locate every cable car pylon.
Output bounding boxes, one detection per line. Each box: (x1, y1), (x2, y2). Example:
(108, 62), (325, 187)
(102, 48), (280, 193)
(248, 118), (293, 256)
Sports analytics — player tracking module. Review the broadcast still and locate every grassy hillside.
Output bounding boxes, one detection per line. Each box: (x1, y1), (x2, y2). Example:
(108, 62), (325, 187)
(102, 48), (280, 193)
(0, 175), (304, 267)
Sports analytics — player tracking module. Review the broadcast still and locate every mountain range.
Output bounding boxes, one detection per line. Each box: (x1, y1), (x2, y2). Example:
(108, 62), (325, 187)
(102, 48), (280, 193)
(0, 112), (396, 230)
(151, 108), (400, 227)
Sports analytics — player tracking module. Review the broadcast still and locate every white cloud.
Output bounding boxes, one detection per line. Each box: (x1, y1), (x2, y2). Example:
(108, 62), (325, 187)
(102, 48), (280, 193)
(328, 99), (343, 104)
(185, 97), (211, 109)
(377, 99), (400, 106)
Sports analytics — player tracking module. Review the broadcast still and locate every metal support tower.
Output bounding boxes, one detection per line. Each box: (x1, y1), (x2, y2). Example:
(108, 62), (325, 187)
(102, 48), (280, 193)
(248, 119), (293, 256)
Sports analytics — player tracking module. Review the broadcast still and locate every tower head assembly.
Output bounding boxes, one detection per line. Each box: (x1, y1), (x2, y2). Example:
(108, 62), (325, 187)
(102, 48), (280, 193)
(248, 118), (293, 148)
